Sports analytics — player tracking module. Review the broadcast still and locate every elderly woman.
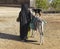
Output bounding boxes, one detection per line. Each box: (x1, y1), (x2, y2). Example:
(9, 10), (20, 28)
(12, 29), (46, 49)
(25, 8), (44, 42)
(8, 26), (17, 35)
(17, 4), (31, 41)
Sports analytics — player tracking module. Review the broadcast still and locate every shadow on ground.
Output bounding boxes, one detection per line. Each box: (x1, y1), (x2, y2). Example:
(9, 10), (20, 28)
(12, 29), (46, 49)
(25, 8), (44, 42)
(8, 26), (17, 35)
(0, 33), (39, 45)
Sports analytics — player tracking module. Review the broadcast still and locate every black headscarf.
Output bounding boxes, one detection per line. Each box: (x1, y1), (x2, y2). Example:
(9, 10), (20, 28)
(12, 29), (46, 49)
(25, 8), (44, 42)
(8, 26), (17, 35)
(21, 4), (29, 13)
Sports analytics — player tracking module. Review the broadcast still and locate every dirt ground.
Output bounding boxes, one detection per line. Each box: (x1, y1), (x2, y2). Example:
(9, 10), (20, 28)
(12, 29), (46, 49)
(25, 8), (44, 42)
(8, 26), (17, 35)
(0, 7), (60, 49)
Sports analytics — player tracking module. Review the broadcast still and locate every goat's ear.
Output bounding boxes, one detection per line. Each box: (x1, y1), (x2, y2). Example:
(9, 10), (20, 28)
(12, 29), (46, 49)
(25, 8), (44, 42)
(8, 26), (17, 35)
(38, 12), (41, 16)
(39, 13), (41, 16)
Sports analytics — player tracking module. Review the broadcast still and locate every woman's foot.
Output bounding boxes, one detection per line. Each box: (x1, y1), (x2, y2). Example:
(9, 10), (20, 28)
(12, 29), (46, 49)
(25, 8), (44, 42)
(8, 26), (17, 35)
(20, 37), (27, 42)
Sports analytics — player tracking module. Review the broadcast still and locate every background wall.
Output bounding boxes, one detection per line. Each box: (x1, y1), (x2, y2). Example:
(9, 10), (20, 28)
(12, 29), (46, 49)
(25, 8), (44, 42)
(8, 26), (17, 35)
(0, 0), (29, 4)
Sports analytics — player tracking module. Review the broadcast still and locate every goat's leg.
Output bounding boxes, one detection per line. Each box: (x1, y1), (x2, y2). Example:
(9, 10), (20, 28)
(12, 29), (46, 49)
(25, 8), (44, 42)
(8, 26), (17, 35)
(30, 29), (34, 37)
(39, 22), (44, 45)
(38, 26), (43, 44)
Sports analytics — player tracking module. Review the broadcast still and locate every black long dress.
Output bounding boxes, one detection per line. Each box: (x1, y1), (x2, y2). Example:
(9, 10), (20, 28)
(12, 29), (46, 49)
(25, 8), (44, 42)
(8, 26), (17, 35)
(20, 11), (31, 40)
(18, 4), (31, 40)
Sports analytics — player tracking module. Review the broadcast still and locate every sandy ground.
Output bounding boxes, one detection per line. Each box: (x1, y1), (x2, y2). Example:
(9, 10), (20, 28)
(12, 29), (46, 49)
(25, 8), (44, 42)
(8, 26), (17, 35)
(0, 7), (60, 49)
